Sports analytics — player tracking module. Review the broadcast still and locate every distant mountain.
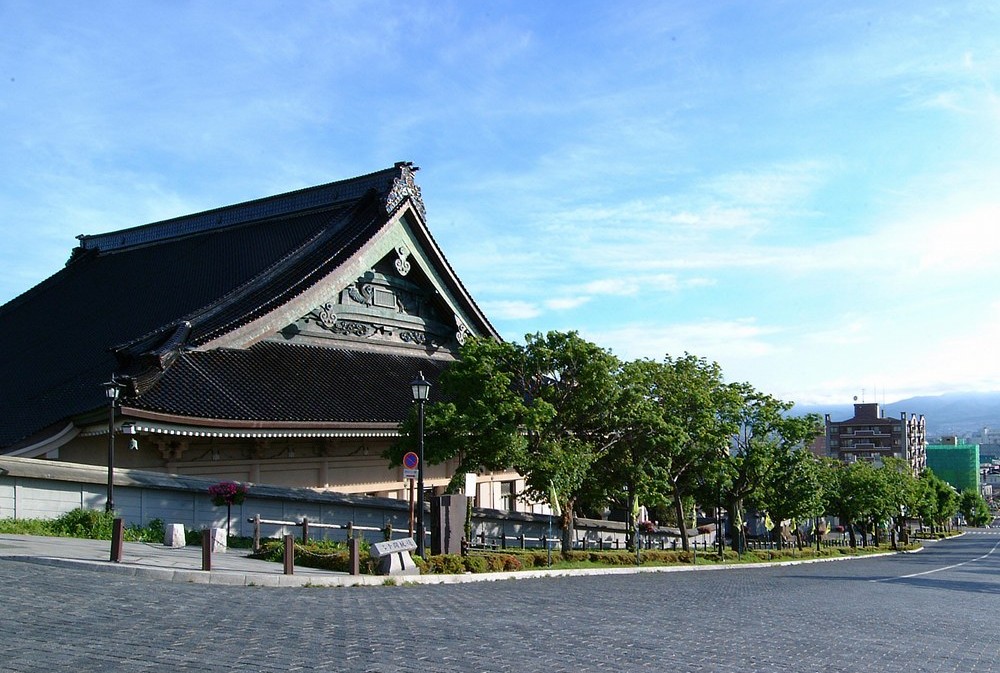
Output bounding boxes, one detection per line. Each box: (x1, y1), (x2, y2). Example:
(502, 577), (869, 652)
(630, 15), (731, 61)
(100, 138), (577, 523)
(793, 391), (1000, 439)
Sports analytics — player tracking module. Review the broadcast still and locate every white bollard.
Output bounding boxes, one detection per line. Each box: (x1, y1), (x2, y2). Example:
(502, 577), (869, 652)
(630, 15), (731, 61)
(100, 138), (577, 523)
(164, 523), (186, 547)
(210, 527), (227, 552)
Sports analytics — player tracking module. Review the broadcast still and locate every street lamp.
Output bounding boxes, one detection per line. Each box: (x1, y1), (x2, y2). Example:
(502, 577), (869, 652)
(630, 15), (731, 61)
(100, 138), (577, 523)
(410, 371), (431, 557)
(102, 377), (123, 513)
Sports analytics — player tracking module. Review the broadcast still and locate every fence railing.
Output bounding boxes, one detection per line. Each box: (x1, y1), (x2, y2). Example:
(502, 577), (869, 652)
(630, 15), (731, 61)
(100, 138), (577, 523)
(247, 514), (423, 552)
(467, 531), (559, 551)
(468, 530), (716, 553)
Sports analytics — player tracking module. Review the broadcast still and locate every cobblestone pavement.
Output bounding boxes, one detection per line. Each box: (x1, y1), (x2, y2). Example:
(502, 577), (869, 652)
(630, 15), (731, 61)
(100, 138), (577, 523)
(2, 531), (999, 673)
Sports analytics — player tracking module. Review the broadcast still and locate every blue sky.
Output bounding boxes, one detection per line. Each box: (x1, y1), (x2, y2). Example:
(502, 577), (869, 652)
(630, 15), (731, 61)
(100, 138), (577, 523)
(2, 1), (999, 405)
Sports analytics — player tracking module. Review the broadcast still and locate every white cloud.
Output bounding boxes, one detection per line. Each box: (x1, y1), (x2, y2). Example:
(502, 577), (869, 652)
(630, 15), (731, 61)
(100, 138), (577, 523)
(581, 279), (638, 296)
(545, 297), (591, 311)
(482, 300), (541, 320)
(587, 318), (781, 363)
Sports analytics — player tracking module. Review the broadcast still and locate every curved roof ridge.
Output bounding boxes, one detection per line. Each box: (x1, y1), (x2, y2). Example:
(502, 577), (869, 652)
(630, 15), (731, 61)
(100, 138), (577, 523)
(74, 165), (402, 254)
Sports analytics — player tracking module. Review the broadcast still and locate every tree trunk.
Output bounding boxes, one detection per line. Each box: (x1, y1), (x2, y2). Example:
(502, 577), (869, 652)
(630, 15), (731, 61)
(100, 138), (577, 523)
(560, 504), (575, 554)
(729, 498), (745, 553)
(673, 489), (690, 551)
(628, 489), (638, 552)
(771, 523), (783, 550)
(896, 515), (908, 545)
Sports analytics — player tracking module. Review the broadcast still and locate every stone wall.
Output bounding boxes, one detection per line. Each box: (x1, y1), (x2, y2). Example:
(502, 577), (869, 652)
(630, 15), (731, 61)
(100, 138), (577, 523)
(0, 456), (715, 550)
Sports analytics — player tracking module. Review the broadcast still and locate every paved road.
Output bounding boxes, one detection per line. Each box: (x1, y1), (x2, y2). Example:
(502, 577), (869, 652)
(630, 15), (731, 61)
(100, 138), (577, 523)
(3, 531), (999, 672)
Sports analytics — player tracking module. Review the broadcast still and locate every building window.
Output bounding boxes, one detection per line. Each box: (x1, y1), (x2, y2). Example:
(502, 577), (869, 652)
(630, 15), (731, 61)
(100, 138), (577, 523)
(500, 480), (517, 512)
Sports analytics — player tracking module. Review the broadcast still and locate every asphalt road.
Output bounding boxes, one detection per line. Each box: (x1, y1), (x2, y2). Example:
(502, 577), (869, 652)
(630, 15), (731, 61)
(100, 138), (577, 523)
(3, 531), (999, 672)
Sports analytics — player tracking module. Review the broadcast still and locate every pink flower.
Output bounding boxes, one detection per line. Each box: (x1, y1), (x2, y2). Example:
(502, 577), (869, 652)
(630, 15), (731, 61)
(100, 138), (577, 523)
(209, 481), (248, 506)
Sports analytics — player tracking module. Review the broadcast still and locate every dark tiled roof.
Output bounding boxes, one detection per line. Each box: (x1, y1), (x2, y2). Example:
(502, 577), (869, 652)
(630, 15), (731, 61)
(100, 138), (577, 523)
(130, 341), (452, 424)
(0, 164), (485, 448)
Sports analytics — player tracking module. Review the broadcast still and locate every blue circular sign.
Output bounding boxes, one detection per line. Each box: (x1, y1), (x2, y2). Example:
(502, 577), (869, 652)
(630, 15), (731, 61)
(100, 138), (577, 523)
(403, 452), (419, 469)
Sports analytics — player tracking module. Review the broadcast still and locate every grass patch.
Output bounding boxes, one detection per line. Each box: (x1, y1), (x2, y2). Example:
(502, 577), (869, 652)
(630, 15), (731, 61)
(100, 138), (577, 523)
(0, 508), (165, 542)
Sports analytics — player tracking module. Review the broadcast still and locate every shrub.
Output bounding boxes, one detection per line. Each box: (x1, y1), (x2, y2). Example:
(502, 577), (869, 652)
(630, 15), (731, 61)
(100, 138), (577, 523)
(123, 518), (164, 543)
(0, 517), (51, 535)
(251, 538), (378, 574)
(421, 554), (465, 574)
(1, 509), (173, 542)
(463, 556), (488, 573)
(483, 554), (508, 572)
(526, 551), (549, 568)
(500, 554), (522, 571)
(48, 508), (116, 539)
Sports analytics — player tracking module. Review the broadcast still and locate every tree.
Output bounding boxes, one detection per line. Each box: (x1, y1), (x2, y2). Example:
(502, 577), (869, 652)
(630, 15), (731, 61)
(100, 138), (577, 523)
(579, 358), (660, 551)
(825, 460), (883, 547)
(396, 331), (621, 553)
(754, 450), (823, 549)
(589, 354), (740, 551)
(915, 469), (959, 533)
(650, 356), (739, 551)
(874, 457), (920, 547)
(721, 383), (822, 552)
(959, 488), (991, 528)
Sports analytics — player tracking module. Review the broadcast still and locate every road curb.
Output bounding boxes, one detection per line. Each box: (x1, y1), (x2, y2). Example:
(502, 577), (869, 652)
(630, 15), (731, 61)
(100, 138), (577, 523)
(1, 548), (906, 587)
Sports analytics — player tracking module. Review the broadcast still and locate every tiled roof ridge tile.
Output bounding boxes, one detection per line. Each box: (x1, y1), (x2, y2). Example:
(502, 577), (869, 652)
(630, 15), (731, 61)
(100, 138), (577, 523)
(74, 164), (403, 254)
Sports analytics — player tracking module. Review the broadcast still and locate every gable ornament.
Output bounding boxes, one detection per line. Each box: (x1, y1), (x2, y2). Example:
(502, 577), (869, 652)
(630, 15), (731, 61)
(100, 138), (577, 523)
(385, 164), (427, 221)
(394, 245), (411, 276)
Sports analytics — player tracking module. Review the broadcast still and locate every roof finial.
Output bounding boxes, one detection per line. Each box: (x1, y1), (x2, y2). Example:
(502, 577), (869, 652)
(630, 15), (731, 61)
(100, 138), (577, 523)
(386, 163), (427, 220)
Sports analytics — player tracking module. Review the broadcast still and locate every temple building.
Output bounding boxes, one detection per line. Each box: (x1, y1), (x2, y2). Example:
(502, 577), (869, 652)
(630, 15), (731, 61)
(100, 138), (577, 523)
(0, 163), (532, 509)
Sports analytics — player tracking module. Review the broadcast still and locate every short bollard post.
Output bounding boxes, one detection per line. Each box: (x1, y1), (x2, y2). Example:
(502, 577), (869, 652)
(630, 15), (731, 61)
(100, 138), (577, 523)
(252, 514), (261, 553)
(110, 517), (125, 563)
(348, 537), (361, 576)
(201, 529), (212, 571)
(301, 516), (309, 544)
(283, 534), (294, 575)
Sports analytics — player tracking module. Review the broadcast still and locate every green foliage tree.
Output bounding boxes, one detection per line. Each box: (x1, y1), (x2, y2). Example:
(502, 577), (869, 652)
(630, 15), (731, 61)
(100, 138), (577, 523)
(395, 331), (621, 553)
(914, 468), (959, 534)
(829, 460), (883, 547)
(721, 383), (822, 552)
(874, 457), (920, 547)
(753, 450), (824, 548)
(578, 358), (659, 551)
(959, 488), (991, 527)
(588, 354), (739, 551)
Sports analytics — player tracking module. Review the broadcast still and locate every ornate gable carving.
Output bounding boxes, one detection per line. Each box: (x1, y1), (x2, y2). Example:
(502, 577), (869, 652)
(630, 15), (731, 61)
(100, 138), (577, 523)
(280, 251), (467, 352)
(385, 164), (427, 221)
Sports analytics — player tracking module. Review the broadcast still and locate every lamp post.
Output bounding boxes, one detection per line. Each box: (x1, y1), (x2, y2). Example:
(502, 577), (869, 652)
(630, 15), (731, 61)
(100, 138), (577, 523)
(102, 377), (123, 513)
(410, 371), (431, 557)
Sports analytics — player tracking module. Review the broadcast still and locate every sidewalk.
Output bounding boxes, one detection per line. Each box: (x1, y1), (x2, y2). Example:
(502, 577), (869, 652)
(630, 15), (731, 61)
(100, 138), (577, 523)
(0, 534), (387, 587)
(0, 533), (898, 588)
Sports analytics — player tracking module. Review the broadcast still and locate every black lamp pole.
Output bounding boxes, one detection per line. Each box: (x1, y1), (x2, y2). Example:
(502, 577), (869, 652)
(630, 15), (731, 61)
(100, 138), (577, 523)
(410, 371), (431, 557)
(102, 377), (121, 513)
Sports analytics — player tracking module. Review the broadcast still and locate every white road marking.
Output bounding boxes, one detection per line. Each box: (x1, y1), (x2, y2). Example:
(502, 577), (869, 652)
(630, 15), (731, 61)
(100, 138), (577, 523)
(873, 537), (1000, 582)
